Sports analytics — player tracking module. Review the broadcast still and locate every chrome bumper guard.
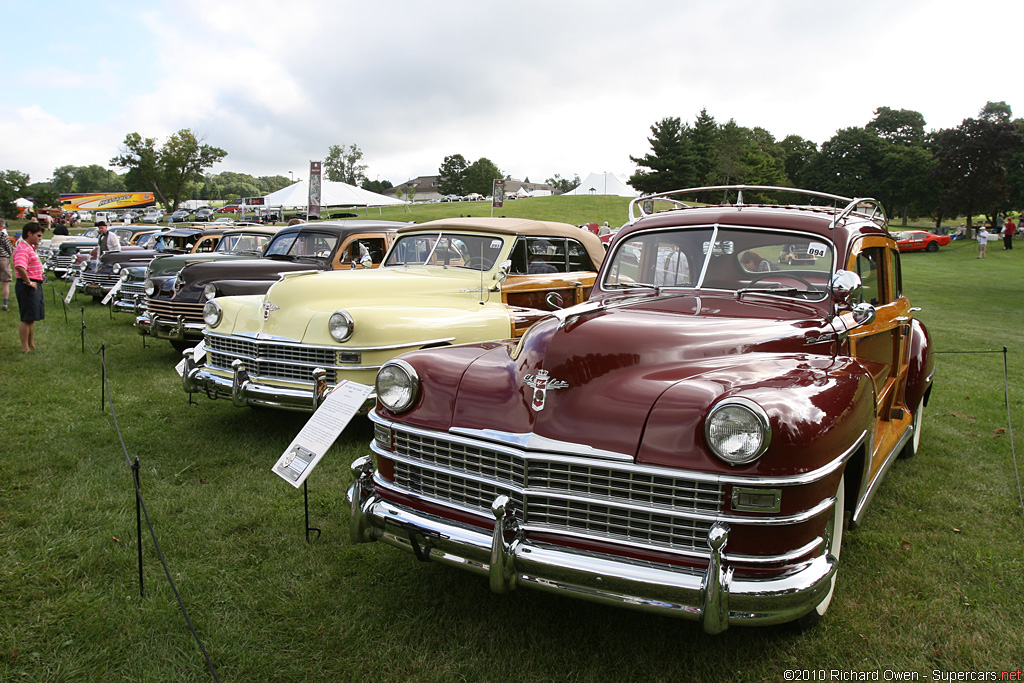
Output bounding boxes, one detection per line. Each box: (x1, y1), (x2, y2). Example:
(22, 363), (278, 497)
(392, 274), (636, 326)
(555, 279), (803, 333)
(136, 312), (203, 340)
(347, 456), (837, 633)
(114, 294), (146, 315)
(182, 354), (354, 412)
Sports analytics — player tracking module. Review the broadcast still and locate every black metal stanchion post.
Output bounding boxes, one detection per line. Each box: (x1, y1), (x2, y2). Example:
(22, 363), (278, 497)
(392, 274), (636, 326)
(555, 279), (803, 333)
(304, 480), (320, 543)
(100, 344), (106, 412)
(80, 308), (86, 353)
(133, 456), (144, 598)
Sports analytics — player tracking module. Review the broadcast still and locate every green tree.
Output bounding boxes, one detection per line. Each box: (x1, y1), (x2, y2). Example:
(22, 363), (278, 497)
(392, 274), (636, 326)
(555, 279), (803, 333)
(930, 107), (1024, 226)
(464, 158), (502, 195)
(110, 129), (226, 211)
(545, 173), (579, 194)
(799, 127), (887, 199)
(324, 143), (368, 185)
(689, 108), (719, 193)
(23, 181), (59, 209)
(438, 154), (469, 195)
(628, 116), (696, 194)
(779, 135), (818, 186)
(362, 178), (393, 194)
(878, 145), (935, 226)
(866, 107), (927, 146)
(0, 169), (30, 219)
(407, 184), (417, 203)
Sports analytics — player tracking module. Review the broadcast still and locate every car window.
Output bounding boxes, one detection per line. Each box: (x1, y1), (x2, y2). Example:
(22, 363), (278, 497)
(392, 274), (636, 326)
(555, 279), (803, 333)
(853, 246), (890, 306)
(604, 227), (833, 299)
(508, 237), (597, 275)
(385, 232), (505, 271)
(266, 232), (339, 258)
(217, 232), (273, 255)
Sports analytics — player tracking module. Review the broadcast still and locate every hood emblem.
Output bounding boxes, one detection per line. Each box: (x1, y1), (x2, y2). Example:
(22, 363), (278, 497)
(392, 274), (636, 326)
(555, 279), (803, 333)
(524, 369), (568, 412)
(263, 301), (280, 321)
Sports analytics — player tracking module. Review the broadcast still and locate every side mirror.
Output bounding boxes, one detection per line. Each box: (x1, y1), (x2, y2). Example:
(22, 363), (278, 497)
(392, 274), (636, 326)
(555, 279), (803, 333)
(851, 302), (876, 326)
(493, 259), (511, 283)
(830, 270), (861, 306)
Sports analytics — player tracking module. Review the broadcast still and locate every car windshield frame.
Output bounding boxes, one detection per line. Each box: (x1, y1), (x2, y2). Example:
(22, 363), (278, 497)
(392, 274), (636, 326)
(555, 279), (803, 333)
(602, 224), (835, 301)
(214, 231), (273, 256)
(383, 231), (508, 271)
(264, 230), (340, 260)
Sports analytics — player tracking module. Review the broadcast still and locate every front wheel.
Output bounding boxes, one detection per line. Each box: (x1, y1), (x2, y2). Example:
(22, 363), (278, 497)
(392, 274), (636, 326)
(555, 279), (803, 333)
(795, 474), (845, 630)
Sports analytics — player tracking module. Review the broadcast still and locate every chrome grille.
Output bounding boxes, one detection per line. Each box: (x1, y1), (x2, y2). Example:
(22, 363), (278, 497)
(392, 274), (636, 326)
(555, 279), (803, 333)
(50, 255), (78, 271)
(389, 429), (723, 554)
(205, 333), (339, 384)
(79, 272), (119, 288)
(119, 282), (146, 298)
(145, 297), (205, 321)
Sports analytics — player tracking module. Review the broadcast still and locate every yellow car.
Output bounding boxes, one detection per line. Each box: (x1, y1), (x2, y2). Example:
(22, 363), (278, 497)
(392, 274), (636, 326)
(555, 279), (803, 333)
(183, 217), (606, 411)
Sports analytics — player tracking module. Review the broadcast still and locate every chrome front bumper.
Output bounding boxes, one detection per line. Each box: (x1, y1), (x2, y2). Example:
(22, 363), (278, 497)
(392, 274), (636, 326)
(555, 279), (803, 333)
(347, 456), (838, 633)
(181, 354), (372, 412)
(136, 312), (204, 340)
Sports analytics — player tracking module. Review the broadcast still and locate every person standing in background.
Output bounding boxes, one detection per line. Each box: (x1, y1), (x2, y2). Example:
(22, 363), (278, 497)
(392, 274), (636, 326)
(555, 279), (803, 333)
(0, 220), (14, 311)
(13, 222), (45, 352)
(1002, 215), (1016, 250)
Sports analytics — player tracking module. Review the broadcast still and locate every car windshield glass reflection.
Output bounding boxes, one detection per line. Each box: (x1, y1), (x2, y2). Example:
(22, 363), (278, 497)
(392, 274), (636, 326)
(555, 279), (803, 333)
(604, 227), (834, 300)
(265, 232), (339, 260)
(216, 232), (273, 256)
(384, 232), (505, 271)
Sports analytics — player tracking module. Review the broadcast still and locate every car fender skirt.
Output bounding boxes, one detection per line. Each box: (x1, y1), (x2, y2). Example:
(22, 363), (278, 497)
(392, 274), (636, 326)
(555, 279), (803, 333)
(347, 477), (838, 633)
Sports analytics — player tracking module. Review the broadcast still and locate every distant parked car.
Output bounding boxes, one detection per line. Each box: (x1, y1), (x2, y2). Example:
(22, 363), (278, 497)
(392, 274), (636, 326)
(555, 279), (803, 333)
(217, 205), (240, 214)
(194, 208), (216, 222)
(168, 209), (192, 223)
(142, 210), (165, 224)
(894, 230), (951, 253)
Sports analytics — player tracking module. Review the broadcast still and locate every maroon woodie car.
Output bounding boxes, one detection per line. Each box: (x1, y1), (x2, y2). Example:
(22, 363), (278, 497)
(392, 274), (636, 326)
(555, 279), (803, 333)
(349, 186), (934, 632)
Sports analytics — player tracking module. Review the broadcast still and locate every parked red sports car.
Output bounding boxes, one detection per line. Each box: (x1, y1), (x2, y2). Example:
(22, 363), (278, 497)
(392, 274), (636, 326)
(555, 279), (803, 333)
(895, 230), (950, 252)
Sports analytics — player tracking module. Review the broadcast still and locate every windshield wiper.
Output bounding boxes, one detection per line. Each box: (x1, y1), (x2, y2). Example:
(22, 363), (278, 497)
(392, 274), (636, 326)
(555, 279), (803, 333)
(608, 281), (660, 290)
(736, 285), (806, 299)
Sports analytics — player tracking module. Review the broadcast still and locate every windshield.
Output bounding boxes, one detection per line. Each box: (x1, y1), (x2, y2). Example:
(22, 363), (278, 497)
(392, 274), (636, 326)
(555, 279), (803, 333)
(152, 233), (198, 253)
(265, 231), (339, 259)
(604, 227), (834, 300)
(384, 232), (505, 271)
(216, 231), (273, 256)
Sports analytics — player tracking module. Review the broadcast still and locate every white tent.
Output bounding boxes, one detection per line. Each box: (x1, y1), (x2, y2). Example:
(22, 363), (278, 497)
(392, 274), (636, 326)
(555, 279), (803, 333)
(564, 172), (638, 197)
(15, 197), (33, 208)
(260, 180), (403, 210)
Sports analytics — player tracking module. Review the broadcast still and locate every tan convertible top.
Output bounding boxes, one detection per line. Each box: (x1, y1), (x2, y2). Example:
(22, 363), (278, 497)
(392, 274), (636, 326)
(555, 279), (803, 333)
(400, 217), (606, 267)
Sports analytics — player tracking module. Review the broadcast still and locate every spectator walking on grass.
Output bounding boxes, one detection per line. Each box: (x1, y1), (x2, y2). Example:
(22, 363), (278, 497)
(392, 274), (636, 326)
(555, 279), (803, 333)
(977, 225), (995, 259)
(1002, 216), (1016, 250)
(13, 222), (45, 352)
(0, 220), (14, 311)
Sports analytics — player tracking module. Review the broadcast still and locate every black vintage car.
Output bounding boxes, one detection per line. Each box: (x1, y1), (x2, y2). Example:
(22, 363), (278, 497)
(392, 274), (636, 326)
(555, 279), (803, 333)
(136, 220), (411, 349)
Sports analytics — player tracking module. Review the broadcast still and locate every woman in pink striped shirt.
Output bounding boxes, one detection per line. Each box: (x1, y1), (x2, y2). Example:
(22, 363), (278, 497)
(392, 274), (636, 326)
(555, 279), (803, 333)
(13, 222), (45, 353)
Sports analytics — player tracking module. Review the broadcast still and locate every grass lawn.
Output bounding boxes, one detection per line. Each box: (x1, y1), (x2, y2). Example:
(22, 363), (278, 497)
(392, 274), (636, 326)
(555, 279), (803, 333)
(1, 220), (1022, 681)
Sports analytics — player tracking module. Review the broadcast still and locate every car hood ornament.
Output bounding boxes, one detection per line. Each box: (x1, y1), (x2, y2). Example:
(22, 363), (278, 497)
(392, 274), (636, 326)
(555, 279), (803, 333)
(263, 301), (280, 321)
(524, 369), (568, 412)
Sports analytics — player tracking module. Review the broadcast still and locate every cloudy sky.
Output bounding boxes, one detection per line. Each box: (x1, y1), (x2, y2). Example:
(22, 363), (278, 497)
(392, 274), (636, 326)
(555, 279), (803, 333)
(2, 0), (1019, 188)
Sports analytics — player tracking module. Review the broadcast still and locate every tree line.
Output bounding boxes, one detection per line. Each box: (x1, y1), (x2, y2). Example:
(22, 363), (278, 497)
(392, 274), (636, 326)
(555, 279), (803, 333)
(629, 102), (1024, 227)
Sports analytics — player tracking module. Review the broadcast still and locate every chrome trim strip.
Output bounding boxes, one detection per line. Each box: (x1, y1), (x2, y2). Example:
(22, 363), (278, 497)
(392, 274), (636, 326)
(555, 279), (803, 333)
(372, 412), (864, 488)
(449, 426), (634, 462)
(211, 331), (457, 352)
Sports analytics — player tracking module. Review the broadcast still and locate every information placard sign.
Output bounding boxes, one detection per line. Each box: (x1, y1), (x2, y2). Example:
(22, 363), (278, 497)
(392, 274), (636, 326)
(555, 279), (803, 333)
(272, 381), (373, 488)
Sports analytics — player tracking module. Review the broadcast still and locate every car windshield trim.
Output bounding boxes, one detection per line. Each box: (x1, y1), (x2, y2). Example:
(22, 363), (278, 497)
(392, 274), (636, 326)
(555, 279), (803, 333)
(602, 224), (835, 302)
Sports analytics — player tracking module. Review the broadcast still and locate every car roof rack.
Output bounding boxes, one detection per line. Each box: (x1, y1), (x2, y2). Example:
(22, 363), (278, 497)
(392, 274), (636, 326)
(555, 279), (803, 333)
(627, 185), (886, 229)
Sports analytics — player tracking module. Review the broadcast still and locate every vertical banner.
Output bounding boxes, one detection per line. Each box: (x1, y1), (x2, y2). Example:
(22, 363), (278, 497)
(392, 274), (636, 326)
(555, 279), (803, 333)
(308, 161), (322, 218)
(492, 179), (505, 209)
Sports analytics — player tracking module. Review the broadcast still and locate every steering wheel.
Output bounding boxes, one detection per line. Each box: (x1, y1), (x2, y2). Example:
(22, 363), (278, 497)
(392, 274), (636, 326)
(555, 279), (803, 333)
(744, 270), (815, 290)
(464, 257), (488, 270)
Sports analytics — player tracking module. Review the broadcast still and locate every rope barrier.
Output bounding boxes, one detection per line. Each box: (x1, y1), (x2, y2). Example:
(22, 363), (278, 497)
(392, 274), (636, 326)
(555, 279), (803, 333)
(57, 283), (222, 683)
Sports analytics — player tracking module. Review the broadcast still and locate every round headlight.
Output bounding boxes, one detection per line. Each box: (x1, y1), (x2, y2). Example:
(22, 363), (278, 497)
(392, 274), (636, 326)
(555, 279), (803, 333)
(705, 398), (771, 465)
(328, 310), (354, 342)
(376, 360), (419, 413)
(203, 284), (218, 301)
(120, 270), (130, 281)
(144, 279), (156, 296)
(112, 263), (122, 274)
(203, 300), (223, 327)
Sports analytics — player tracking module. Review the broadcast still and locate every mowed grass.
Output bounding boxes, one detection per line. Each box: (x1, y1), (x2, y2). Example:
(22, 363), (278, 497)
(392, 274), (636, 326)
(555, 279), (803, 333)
(1, 222), (1022, 682)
